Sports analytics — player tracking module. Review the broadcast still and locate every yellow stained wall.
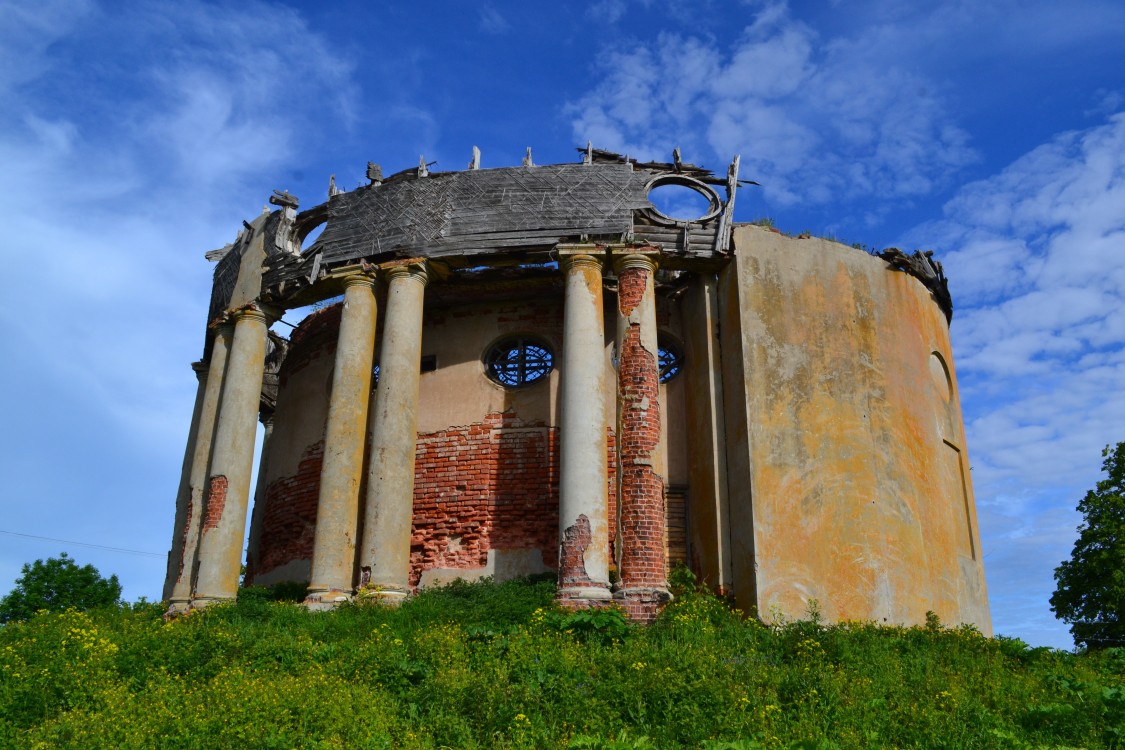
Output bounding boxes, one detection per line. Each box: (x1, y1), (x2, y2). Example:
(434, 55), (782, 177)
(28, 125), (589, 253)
(719, 225), (990, 632)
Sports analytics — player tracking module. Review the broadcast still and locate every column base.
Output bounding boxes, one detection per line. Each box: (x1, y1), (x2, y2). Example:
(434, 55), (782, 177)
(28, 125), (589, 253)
(163, 599), (191, 619)
(355, 584), (409, 606)
(555, 584), (613, 610)
(304, 588), (353, 611)
(614, 587), (673, 623)
(188, 595), (234, 610)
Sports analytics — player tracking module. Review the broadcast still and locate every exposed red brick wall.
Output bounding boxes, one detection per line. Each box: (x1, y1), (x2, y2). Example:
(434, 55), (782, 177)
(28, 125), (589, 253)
(250, 441), (323, 578)
(616, 264), (669, 622)
(203, 475), (227, 531)
(409, 412), (560, 586)
(250, 415), (619, 588)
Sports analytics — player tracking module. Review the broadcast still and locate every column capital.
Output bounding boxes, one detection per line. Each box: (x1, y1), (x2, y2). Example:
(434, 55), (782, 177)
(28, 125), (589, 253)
(325, 262), (378, 288)
(207, 312), (233, 332)
(559, 252), (604, 273)
(191, 360), (208, 378)
(612, 251), (660, 275)
(340, 272), (377, 291)
(383, 260), (428, 287)
(231, 301), (283, 325)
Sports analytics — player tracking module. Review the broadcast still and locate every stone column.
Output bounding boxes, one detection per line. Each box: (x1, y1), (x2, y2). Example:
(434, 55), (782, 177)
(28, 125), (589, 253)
(556, 250), (612, 605)
(163, 360), (209, 602)
(306, 273), (379, 607)
(192, 304), (277, 606)
(166, 326), (232, 612)
(613, 251), (671, 621)
(359, 262), (427, 601)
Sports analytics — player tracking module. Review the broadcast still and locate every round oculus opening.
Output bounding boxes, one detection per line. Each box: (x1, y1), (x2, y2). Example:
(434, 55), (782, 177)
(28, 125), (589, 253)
(645, 176), (721, 223)
(484, 335), (554, 388)
(299, 220), (326, 251)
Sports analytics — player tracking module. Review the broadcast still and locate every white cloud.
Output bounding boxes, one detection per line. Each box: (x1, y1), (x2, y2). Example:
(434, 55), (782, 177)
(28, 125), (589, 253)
(567, 2), (975, 209)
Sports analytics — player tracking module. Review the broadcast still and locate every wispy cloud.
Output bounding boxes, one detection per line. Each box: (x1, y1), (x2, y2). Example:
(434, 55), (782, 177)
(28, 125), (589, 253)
(586, 0), (630, 24)
(0, 0), (96, 95)
(478, 5), (510, 34)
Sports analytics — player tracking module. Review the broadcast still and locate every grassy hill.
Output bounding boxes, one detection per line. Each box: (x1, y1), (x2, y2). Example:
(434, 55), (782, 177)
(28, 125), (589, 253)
(0, 574), (1121, 749)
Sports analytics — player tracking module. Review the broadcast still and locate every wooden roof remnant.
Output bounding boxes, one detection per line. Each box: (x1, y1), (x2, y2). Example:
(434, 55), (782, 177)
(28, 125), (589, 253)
(879, 247), (953, 322)
(258, 148), (742, 304)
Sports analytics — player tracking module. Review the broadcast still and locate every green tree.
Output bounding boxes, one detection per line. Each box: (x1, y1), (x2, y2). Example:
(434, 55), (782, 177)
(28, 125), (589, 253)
(0, 552), (122, 624)
(1051, 442), (1125, 649)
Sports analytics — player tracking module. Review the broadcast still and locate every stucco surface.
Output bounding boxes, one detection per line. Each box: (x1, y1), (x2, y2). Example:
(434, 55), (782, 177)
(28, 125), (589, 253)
(721, 225), (990, 632)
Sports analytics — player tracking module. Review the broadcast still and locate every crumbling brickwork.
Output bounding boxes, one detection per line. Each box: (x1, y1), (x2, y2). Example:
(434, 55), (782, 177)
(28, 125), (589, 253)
(202, 476), (228, 531)
(615, 264), (668, 622)
(410, 412), (558, 584)
(251, 441), (323, 578)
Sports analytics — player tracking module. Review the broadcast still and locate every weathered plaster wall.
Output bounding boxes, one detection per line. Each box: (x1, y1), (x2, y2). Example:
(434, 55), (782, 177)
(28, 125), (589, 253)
(719, 225), (990, 632)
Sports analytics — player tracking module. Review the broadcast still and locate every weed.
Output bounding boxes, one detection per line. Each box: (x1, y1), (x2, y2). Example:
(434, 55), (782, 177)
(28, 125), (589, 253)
(0, 578), (1121, 748)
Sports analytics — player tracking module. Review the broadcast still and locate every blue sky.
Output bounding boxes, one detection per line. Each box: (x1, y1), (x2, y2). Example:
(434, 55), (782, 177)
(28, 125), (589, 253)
(1, 0), (1122, 649)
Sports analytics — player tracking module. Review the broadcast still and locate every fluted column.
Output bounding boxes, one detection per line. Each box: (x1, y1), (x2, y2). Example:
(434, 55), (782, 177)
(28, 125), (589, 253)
(556, 250), (612, 604)
(359, 262), (428, 601)
(306, 273), (379, 607)
(192, 304), (277, 606)
(166, 326), (232, 612)
(613, 251), (671, 622)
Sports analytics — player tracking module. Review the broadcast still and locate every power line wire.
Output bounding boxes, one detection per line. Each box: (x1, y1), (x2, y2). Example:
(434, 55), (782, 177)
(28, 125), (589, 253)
(0, 530), (164, 558)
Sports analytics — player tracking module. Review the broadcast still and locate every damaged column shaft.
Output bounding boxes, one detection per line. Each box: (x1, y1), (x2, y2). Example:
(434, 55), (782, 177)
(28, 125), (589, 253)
(306, 273), (378, 606)
(359, 262), (428, 601)
(166, 326), (232, 610)
(163, 362), (206, 603)
(556, 250), (612, 603)
(192, 304), (276, 606)
(613, 251), (671, 621)
(163, 359), (211, 603)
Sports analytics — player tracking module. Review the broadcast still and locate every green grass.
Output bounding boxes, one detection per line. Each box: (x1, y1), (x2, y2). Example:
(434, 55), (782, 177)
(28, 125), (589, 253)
(1, 575), (1122, 749)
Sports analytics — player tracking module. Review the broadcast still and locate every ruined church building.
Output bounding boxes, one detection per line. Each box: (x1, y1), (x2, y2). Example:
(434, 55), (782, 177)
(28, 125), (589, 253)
(163, 146), (991, 630)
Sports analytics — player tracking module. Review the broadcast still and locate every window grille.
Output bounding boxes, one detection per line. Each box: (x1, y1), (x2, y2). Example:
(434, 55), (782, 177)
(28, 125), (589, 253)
(484, 336), (554, 387)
